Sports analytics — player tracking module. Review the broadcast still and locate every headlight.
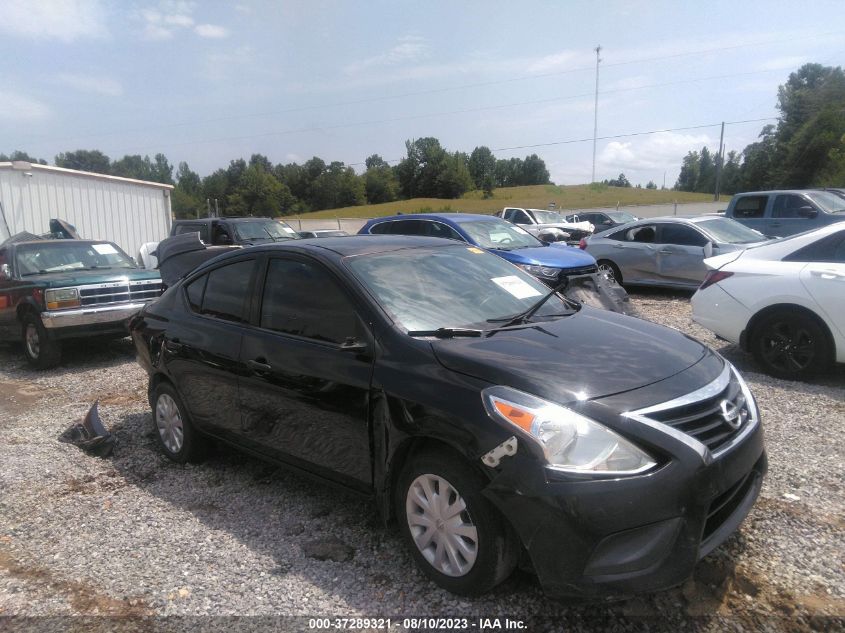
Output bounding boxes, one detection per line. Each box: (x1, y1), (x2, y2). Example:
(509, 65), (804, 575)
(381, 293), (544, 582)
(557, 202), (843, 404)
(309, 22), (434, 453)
(482, 386), (656, 474)
(45, 288), (80, 310)
(519, 264), (561, 279)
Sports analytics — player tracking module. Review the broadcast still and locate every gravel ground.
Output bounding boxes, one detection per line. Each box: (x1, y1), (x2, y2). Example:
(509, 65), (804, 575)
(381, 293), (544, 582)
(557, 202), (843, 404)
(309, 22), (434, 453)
(0, 289), (843, 632)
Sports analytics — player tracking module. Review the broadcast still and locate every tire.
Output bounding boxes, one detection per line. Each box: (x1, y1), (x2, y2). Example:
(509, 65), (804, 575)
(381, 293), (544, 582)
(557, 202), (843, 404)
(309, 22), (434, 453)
(151, 382), (207, 463)
(395, 448), (518, 595)
(751, 310), (831, 381)
(597, 259), (622, 285)
(21, 312), (62, 369)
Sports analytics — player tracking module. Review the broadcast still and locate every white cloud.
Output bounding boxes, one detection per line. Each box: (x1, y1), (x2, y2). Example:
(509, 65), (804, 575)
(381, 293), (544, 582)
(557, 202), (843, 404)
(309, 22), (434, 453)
(0, 0), (107, 42)
(756, 56), (807, 72)
(0, 92), (51, 121)
(138, 1), (227, 41)
(598, 132), (714, 176)
(195, 24), (229, 39)
(56, 73), (123, 97)
(344, 36), (431, 74)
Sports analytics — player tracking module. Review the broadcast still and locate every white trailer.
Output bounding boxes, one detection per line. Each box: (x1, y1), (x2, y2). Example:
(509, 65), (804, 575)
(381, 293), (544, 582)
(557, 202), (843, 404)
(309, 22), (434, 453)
(0, 161), (173, 259)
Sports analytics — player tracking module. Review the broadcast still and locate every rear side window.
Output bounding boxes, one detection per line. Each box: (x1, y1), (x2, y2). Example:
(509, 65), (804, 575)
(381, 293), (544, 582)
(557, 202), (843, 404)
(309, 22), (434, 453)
(627, 225), (656, 243)
(784, 230), (845, 263)
(659, 224), (709, 246)
(368, 222), (392, 235)
(260, 259), (360, 344)
(189, 259), (254, 322)
(420, 221), (464, 241)
(385, 220), (425, 235)
(733, 196), (768, 219)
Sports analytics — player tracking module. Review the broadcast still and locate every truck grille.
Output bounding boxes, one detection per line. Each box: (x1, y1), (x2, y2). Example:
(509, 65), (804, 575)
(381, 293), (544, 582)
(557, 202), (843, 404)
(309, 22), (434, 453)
(628, 364), (756, 458)
(78, 279), (163, 306)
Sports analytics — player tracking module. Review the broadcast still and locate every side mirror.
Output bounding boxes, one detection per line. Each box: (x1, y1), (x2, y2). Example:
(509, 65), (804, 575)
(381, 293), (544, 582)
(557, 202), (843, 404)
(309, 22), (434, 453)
(339, 337), (368, 353)
(0, 263), (9, 280)
(603, 219), (613, 225)
(217, 234), (233, 245)
(703, 242), (714, 258)
(797, 206), (818, 219)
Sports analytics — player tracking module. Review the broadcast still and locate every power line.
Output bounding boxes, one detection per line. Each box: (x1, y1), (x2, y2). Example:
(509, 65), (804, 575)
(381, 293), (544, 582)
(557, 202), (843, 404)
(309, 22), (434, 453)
(13, 29), (843, 149)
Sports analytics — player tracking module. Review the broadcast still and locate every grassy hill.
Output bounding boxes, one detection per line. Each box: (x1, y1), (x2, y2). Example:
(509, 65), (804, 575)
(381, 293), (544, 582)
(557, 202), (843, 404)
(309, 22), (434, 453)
(296, 184), (725, 219)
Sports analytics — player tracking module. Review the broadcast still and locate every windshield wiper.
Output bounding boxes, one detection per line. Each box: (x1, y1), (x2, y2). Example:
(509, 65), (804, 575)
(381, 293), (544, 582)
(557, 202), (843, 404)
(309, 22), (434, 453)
(407, 327), (484, 338)
(487, 280), (576, 329)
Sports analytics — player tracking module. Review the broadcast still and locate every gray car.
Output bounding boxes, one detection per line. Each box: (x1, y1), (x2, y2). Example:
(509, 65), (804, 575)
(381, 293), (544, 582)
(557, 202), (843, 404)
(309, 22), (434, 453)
(582, 216), (768, 289)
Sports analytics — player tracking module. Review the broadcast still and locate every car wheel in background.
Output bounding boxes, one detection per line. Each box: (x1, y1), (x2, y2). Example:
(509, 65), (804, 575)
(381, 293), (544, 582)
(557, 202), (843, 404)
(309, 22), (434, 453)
(21, 313), (62, 369)
(751, 310), (831, 380)
(395, 448), (518, 595)
(597, 259), (623, 285)
(152, 382), (207, 463)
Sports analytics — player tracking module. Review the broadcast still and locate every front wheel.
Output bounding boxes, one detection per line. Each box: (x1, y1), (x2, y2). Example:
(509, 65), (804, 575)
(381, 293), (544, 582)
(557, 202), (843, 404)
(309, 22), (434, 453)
(395, 449), (517, 595)
(751, 310), (830, 380)
(21, 313), (62, 369)
(152, 382), (207, 463)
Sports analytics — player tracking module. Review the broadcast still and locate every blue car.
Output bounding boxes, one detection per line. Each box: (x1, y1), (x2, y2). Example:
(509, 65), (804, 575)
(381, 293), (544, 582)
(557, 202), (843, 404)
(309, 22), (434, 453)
(358, 213), (598, 287)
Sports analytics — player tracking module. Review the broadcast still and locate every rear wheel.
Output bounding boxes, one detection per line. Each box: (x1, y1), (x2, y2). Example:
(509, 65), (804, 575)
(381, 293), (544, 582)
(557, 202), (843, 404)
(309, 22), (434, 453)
(152, 382), (207, 463)
(597, 259), (622, 285)
(751, 310), (830, 380)
(395, 449), (517, 595)
(21, 313), (62, 369)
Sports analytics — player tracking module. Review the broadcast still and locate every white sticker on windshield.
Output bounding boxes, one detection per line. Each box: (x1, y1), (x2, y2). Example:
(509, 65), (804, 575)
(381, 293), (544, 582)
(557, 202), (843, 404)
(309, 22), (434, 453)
(282, 227), (296, 233)
(491, 275), (542, 299)
(92, 243), (118, 255)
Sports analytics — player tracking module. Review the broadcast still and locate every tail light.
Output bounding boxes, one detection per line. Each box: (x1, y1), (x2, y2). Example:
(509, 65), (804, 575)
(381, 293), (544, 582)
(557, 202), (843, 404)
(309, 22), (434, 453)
(699, 270), (733, 290)
(578, 238), (587, 250)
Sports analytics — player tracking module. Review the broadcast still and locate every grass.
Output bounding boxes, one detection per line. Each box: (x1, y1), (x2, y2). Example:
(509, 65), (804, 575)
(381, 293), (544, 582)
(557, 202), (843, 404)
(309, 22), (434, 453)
(295, 184), (726, 219)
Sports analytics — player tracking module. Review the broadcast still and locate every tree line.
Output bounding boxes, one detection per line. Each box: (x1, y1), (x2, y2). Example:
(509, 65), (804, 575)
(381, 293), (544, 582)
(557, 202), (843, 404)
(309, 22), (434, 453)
(2, 138), (550, 218)
(675, 63), (845, 194)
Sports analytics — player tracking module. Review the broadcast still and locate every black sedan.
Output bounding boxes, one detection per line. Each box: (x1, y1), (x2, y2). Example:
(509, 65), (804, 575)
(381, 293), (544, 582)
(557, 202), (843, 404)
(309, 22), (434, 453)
(130, 235), (766, 598)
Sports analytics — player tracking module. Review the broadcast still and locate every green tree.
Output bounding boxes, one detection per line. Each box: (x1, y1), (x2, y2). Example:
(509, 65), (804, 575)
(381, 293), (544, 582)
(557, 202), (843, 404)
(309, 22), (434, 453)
(520, 154), (551, 185)
(0, 150), (47, 164)
(696, 147), (715, 193)
(435, 153), (474, 198)
(111, 155), (154, 181)
(151, 153), (174, 185)
(364, 162), (399, 204)
(646, 180), (657, 189)
(675, 151), (700, 191)
(55, 149), (111, 174)
(227, 163), (294, 216)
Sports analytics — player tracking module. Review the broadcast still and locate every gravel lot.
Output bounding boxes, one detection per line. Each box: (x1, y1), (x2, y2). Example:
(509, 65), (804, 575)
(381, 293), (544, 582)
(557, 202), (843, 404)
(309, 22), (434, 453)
(0, 289), (843, 631)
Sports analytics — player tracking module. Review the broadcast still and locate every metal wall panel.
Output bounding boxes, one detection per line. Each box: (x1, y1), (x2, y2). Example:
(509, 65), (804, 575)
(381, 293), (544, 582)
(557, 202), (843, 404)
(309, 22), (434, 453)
(0, 165), (172, 259)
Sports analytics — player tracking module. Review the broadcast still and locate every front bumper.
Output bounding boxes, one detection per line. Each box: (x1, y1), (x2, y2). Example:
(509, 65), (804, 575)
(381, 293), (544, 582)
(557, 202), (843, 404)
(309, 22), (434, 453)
(41, 302), (149, 331)
(484, 420), (766, 599)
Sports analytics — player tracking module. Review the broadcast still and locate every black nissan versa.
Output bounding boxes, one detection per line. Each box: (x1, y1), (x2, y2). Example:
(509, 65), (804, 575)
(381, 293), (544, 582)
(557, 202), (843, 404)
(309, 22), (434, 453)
(129, 235), (766, 598)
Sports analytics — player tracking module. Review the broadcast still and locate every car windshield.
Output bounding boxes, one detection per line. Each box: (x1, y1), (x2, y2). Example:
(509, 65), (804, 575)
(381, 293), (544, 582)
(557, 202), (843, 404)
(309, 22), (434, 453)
(531, 210), (565, 223)
(234, 220), (300, 241)
(607, 211), (638, 223)
(805, 191), (845, 213)
(16, 241), (136, 276)
(457, 219), (542, 250)
(347, 245), (568, 332)
(695, 218), (766, 244)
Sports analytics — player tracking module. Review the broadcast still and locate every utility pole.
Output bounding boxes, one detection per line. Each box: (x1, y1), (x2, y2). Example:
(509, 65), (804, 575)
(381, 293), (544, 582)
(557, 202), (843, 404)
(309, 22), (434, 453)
(714, 121), (725, 201)
(591, 45), (602, 184)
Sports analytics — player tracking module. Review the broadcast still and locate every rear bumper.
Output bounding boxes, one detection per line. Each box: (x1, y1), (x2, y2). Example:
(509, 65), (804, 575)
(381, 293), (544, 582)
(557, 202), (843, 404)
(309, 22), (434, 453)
(485, 422), (766, 599)
(41, 302), (148, 332)
(691, 286), (750, 344)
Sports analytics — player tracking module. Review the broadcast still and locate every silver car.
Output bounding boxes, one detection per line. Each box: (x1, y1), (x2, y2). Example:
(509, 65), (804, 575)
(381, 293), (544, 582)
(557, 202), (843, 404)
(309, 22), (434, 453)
(582, 216), (768, 289)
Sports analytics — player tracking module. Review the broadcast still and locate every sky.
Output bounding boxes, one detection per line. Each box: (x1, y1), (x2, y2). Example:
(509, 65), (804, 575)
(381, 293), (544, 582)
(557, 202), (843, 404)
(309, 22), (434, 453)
(1, 0), (844, 188)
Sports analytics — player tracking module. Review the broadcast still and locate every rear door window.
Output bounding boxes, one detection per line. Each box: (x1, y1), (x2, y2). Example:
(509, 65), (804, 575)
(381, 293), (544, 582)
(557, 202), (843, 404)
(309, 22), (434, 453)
(772, 194), (813, 218)
(419, 221), (464, 241)
(733, 196), (768, 219)
(368, 222), (393, 235)
(385, 220), (425, 235)
(784, 230), (845, 263)
(627, 225), (657, 243)
(192, 259), (255, 322)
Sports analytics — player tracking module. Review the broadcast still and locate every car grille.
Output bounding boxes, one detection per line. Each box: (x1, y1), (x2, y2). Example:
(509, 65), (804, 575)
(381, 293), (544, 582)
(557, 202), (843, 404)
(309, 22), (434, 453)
(78, 280), (164, 306)
(627, 364), (755, 457)
(560, 264), (598, 277)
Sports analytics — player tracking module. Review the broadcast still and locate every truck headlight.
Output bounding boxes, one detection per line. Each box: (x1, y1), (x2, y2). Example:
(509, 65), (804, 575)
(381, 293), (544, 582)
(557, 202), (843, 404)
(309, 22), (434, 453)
(45, 288), (80, 310)
(482, 386), (656, 474)
(519, 264), (561, 280)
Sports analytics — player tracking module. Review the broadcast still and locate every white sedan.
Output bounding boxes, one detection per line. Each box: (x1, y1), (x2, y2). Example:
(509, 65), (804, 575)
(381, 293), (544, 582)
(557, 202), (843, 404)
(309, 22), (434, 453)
(691, 223), (845, 380)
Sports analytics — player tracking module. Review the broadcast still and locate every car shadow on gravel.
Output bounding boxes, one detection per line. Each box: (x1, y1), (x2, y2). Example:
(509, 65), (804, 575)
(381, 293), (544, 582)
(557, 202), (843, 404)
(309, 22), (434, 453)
(99, 408), (758, 621)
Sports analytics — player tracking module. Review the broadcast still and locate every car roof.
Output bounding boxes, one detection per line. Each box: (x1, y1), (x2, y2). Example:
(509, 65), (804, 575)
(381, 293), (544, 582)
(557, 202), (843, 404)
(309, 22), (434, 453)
(9, 239), (114, 247)
(367, 213), (499, 224)
(235, 234), (460, 258)
(735, 189), (827, 196)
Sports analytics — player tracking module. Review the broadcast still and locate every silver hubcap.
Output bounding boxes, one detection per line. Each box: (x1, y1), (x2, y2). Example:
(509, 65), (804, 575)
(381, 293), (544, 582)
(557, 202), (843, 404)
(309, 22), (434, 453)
(599, 264), (615, 280)
(156, 393), (184, 454)
(25, 324), (40, 358)
(406, 474), (478, 577)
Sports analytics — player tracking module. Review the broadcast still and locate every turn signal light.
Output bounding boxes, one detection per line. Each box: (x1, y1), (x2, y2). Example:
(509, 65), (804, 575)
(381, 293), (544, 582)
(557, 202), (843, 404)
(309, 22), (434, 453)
(493, 400), (536, 433)
(699, 270), (734, 291)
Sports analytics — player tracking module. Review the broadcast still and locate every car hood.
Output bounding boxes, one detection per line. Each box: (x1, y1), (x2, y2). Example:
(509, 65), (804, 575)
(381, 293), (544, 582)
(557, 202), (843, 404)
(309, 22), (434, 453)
(431, 308), (713, 404)
(492, 245), (596, 268)
(20, 269), (160, 288)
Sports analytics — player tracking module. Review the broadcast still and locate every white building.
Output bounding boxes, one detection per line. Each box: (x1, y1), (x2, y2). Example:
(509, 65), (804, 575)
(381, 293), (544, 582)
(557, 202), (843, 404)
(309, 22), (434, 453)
(0, 161), (173, 259)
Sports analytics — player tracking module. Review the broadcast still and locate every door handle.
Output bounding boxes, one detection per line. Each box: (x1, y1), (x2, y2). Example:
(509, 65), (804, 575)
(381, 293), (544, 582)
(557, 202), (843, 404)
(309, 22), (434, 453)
(164, 338), (183, 352)
(247, 358), (272, 372)
(613, 243), (626, 249)
(658, 249), (672, 254)
(811, 269), (845, 280)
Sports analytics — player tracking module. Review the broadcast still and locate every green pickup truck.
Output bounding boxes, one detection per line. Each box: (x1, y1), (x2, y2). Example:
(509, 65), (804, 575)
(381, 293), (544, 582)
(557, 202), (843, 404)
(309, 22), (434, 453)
(0, 237), (163, 368)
